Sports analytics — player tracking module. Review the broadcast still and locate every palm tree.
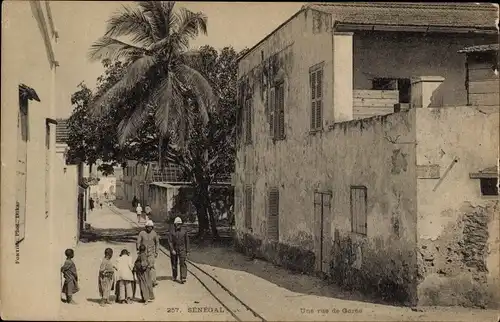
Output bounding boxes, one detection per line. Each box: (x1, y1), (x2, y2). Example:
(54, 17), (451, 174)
(88, 1), (216, 151)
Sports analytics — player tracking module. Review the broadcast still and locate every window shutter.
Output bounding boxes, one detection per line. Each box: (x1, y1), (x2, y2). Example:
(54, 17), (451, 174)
(270, 87), (275, 137)
(316, 99), (322, 129)
(278, 84), (285, 139)
(268, 188), (280, 240)
(311, 101), (316, 130)
(316, 69), (323, 99)
(311, 72), (316, 100)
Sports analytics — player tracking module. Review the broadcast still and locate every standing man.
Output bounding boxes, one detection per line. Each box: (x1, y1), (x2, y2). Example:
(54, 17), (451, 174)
(136, 220), (159, 287)
(167, 217), (189, 284)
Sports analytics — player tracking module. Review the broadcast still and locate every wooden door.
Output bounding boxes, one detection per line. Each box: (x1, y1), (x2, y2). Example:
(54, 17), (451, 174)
(314, 191), (331, 273)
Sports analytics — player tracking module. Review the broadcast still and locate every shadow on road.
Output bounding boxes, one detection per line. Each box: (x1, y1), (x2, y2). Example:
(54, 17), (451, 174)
(83, 203), (401, 308)
(186, 244), (405, 308)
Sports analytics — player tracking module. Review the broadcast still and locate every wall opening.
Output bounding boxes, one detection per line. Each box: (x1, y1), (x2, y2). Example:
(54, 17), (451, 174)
(350, 186), (367, 235)
(268, 187), (280, 241)
(480, 178), (498, 196)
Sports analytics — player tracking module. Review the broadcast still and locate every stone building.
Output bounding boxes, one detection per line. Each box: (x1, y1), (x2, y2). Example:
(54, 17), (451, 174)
(234, 2), (499, 307)
(1, 1), (79, 319)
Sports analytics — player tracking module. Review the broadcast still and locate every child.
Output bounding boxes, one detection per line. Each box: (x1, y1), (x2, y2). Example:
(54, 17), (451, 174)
(98, 248), (115, 306)
(134, 245), (154, 304)
(114, 249), (134, 304)
(61, 249), (79, 304)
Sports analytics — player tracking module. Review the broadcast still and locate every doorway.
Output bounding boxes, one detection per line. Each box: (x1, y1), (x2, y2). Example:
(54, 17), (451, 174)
(314, 191), (331, 273)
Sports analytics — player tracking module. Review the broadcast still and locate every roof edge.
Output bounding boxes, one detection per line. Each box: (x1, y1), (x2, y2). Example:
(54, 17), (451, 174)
(237, 6), (307, 63)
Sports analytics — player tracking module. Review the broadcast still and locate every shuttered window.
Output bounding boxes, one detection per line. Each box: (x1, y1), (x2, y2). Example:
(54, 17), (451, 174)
(245, 98), (252, 145)
(267, 188), (279, 241)
(270, 82), (285, 140)
(310, 66), (323, 131)
(350, 186), (367, 235)
(244, 185), (252, 229)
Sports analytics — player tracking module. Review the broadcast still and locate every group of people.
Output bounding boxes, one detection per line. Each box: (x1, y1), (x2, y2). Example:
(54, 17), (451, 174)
(60, 217), (190, 306)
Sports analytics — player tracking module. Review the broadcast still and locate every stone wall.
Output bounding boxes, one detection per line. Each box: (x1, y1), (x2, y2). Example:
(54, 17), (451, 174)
(415, 107), (499, 308)
(235, 108), (419, 305)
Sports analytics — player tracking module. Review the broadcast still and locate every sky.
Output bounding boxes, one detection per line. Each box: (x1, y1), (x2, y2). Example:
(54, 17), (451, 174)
(51, 1), (304, 118)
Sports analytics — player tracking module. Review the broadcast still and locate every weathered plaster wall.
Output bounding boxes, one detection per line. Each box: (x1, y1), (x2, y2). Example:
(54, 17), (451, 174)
(236, 8), (334, 248)
(1, 2), (62, 319)
(353, 32), (497, 107)
(236, 10), (419, 304)
(415, 107), (500, 308)
(54, 146), (79, 252)
(325, 111), (418, 305)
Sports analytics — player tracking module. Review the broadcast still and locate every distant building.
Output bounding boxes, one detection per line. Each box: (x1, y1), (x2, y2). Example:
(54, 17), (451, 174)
(1, 2), (79, 319)
(122, 161), (233, 223)
(235, 3), (499, 308)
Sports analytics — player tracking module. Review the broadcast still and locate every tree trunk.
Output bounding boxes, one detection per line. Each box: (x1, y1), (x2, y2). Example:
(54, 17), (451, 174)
(192, 189), (209, 238)
(206, 198), (219, 240)
(159, 136), (163, 169)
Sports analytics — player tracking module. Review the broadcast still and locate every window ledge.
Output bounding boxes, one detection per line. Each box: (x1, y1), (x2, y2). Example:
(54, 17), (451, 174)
(309, 129), (324, 135)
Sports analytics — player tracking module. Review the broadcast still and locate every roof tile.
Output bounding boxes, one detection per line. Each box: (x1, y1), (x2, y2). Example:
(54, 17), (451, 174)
(307, 2), (498, 29)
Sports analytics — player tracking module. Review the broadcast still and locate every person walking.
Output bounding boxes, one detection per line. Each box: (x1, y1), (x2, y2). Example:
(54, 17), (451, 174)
(113, 249), (134, 304)
(89, 198), (95, 212)
(136, 220), (159, 287)
(132, 196), (138, 210)
(60, 248), (79, 304)
(167, 217), (189, 284)
(134, 245), (154, 304)
(98, 248), (115, 306)
(136, 203), (143, 223)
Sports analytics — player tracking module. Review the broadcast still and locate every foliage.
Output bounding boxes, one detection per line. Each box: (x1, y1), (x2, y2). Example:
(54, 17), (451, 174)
(70, 0), (242, 238)
(66, 60), (162, 173)
(88, 1), (216, 148)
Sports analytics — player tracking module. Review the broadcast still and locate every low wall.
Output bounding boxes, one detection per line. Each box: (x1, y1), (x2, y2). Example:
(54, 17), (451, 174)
(235, 109), (418, 305)
(415, 107), (500, 308)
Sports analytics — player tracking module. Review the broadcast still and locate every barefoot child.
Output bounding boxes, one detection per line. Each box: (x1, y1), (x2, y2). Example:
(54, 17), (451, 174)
(61, 249), (79, 304)
(134, 245), (154, 304)
(114, 249), (134, 304)
(98, 248), (114, 306)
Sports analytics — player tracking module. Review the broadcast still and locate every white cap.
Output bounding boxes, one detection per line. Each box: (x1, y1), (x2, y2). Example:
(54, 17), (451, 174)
(174, 217), (182, 224)
(145, 220), (154, 227)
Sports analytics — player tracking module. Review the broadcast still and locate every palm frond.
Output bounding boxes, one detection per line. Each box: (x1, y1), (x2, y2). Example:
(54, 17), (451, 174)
(117, 103), (153, 145)
(91, 55), (157, 115)
(88, 36), (148, 62)
(160, 1), (176, 39)
(152, 74), (185, 134)
(175, 64), (217, 124)
(170, 8), (207, 51)
(136, 1), (170, 40)
(105, 5), (156, 47)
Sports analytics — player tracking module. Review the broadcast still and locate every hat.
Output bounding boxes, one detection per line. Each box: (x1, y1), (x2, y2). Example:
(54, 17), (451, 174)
(145, 220), (154, 227)
(174, 217), (182, 224)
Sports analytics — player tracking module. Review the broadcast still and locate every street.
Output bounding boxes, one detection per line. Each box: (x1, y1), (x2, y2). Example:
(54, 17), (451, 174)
(58, 205), (499, 322)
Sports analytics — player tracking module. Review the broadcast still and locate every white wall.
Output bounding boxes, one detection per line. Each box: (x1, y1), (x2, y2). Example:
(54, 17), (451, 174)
(1, 2), (70, 319)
